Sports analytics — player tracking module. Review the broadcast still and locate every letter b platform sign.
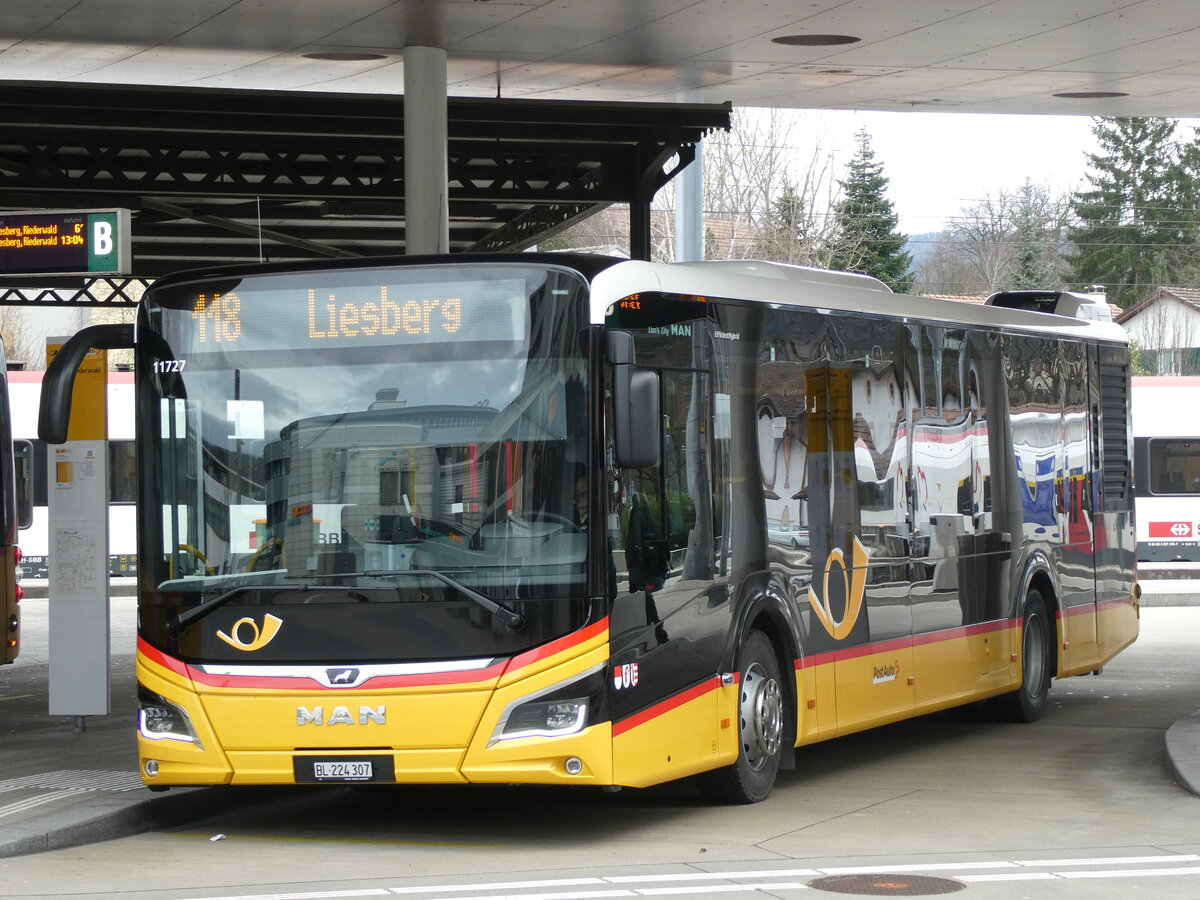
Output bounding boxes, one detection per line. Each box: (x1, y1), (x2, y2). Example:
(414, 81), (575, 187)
(85, 210), (129, 274)
(0, 208), (131, 277)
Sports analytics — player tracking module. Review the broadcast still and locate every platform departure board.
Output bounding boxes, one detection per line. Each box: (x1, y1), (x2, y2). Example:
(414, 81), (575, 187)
(0, 209), (131, 276)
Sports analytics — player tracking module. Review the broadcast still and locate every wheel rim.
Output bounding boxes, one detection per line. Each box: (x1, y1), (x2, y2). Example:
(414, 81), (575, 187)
(740, 662), (783, 771)
(1023, 610), (1046, 692)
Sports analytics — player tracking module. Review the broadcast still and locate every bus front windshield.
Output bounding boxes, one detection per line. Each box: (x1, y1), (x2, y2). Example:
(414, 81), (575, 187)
(137, 264), (591, 618)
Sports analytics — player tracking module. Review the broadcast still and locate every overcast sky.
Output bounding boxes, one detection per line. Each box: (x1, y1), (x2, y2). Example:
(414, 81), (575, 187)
(761, 110), (1200, 236)
(768, 110), (1102, 235)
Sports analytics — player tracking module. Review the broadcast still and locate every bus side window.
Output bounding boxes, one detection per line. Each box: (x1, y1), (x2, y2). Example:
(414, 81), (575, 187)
(13, 440), (31, 530)
(661, 368), (712, 585)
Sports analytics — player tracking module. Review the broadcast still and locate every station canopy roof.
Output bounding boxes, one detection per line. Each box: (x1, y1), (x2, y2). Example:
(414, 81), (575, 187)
(1, 1), (1194, 116)
(1, 0), (1199, 289)
(0, 82), (729, 283)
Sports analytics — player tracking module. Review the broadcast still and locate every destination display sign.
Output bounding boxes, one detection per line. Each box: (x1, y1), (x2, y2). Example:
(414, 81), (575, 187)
(169, 273), (530, 354)
(0, 209), (131, 276)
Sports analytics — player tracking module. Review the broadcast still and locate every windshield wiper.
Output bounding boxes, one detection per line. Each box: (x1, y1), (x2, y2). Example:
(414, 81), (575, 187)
(351, 568), (526, 631)
(165, 569), (525, 636)
(165, 584), (270, 638)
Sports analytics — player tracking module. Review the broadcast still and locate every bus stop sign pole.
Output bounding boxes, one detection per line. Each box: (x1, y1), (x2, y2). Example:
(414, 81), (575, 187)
(46, 337), (110, 725)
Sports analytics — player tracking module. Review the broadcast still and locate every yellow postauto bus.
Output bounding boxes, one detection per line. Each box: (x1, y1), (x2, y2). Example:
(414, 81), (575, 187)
(39, 255), (1139, 802)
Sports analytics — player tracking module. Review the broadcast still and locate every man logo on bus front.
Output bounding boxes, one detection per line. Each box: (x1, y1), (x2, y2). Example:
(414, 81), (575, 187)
(326, 668), (360, 686)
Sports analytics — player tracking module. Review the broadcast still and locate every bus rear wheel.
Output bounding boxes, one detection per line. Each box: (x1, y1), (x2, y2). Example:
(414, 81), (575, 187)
(697, 630), (785, 804)
(994, 587), (1053, 723)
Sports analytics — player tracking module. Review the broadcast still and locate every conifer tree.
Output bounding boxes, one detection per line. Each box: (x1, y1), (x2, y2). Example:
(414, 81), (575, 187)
(1069, 117), (1192, 308)
(828, 128), (913, 292)
(1011, 180), (1068, 290)
(753, 182), (808, 264)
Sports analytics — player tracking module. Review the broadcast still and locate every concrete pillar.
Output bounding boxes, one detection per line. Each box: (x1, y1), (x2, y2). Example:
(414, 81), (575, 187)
(675, 143), (704, 262)
(403, 45), (449, 255)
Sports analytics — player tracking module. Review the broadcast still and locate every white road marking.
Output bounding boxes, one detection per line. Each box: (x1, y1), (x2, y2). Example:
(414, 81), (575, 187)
(388, 881), (607, 895)
(390, 892), (632, 900)
(171, 852), (1200, 900)
(179, 890), (391, 900)
(1012, 853), (1200, 867)
(637, 884), (809, 895)
(606, 870), (819, 883)
(0, 788), (85, 819)
(1057, 865), (1200, 879)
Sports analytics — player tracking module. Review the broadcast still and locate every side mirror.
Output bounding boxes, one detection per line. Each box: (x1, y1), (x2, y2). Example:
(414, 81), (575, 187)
(39, 324), (135, 445)
(13, 441), (31, 530)
(607, 332), (660, 469)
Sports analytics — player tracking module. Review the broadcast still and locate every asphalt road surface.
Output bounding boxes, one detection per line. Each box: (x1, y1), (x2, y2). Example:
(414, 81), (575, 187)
(2, 606), (1199, 900)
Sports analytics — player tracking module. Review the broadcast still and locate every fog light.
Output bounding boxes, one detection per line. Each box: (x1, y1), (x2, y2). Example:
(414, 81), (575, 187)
(144, 759), (159, 777)
(565, 756), (583, 776)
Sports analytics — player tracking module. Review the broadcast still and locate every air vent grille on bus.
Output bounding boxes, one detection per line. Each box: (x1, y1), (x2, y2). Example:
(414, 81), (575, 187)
(1099, 361), (1130, 502)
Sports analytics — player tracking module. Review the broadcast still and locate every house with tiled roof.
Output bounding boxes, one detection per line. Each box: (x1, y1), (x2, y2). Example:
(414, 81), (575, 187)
(1116, 286), (1200, 375)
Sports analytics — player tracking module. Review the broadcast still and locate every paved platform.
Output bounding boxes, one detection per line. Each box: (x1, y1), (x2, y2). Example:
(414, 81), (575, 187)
(0, 595), (287, 858)
(1, 586), (1199, 860)
(0, 647), (261, 857)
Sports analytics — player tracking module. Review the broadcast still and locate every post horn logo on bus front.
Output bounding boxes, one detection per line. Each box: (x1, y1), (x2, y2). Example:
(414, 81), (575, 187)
(216, 613), (283, 651)
(808, 536), (868, 641)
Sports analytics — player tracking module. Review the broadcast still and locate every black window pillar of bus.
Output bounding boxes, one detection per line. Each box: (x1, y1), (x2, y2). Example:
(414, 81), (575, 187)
(587, 327), (614, 604)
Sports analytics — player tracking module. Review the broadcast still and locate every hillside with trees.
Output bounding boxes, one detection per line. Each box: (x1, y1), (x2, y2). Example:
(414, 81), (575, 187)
(541, 112), (1200, 310)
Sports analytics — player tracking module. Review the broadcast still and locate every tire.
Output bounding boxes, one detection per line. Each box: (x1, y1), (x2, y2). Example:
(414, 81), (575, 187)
(697, 630), (786, 804)
(994, 587), (1053, 723)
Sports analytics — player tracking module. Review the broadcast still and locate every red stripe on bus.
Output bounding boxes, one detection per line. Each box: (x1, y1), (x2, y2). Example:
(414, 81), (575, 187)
(911, 619), (1015, 648)
(138, 636), (507, 690)
(137, 621), (610, 691)
(612, 675), (725, 737)
(190, 664), (509, 692)
(794, 620), (1017, 670)
(503, 617), (609, 676)
(1059, 596), (1135, 619)
(137, 636), (191, 677)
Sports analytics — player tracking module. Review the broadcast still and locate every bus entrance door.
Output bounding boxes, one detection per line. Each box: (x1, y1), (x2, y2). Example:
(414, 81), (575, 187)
(1057, 349), (1099, 673)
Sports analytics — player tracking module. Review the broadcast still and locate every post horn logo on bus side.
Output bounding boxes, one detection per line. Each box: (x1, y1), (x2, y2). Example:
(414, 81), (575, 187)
(807, 536), (868, 641)
(216, 614), (283, 651)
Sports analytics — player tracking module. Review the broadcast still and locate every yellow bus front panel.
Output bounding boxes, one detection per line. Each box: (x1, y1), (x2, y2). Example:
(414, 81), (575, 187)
(137, 621), (621, 788)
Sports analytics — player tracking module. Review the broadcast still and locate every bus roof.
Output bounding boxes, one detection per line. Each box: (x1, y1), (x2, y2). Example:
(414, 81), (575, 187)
(143, 252), (1127, 345)
(588, 258), (1130, 344)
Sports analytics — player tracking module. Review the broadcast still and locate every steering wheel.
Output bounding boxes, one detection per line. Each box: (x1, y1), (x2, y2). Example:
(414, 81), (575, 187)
(525, 510), (582, 532)
(171, 543), (215, 578)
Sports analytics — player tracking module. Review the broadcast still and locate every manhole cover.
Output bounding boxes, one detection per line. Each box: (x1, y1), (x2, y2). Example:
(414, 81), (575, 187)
(807, 874), (965, 896)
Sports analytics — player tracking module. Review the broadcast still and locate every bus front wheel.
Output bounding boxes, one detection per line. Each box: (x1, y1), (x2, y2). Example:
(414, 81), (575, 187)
(995, 587), (1053, 723)
(697, 630), (785, 804)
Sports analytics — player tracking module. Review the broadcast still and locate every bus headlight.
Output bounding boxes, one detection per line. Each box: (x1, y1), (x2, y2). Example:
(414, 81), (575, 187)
(502, 698), (589, 739)
(490, 664), (606, 745)
(138, 687), (202, 748)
